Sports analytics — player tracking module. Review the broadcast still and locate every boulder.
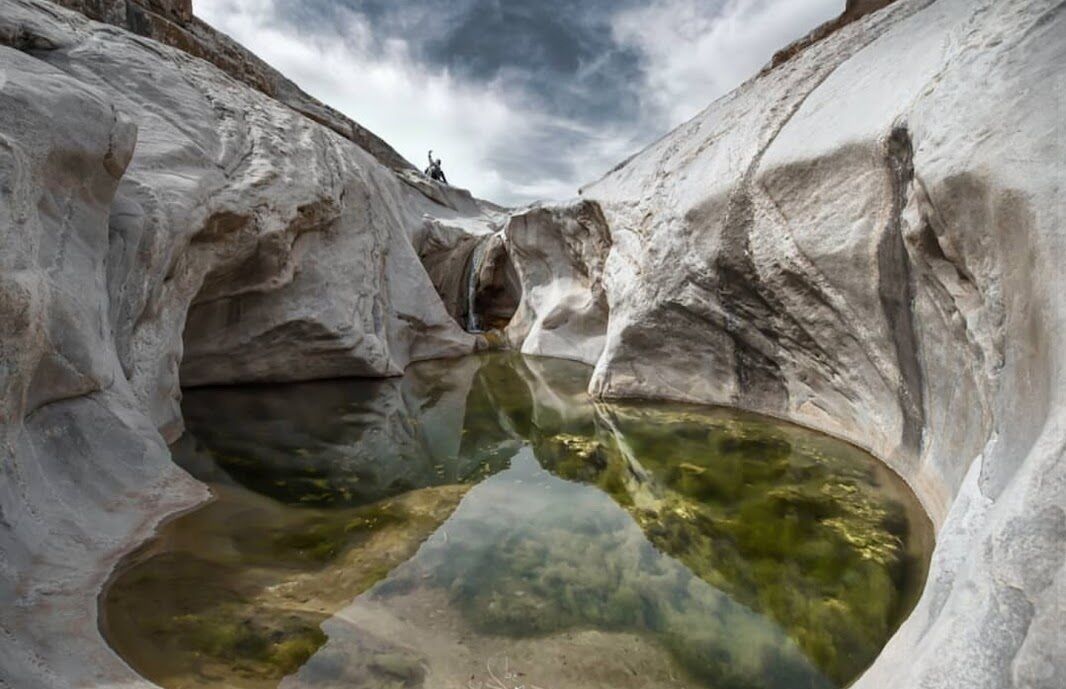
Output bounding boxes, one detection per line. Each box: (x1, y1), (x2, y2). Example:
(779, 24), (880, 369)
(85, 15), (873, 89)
(503, 201), (612, 365)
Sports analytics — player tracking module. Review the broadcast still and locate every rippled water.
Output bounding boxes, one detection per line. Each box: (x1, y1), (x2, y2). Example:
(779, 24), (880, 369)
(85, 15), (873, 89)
(102, 353), (932, 689)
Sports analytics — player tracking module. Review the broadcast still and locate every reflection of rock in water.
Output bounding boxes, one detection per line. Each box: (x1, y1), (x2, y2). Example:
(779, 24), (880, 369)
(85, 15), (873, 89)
(365, 453), (832, 689)
(178, 356), (518, 507)
(541, 405), (927, 686)
(105, 353), (931, 689)
(179, 352), (596, 509)
(103, 480), (468, 689)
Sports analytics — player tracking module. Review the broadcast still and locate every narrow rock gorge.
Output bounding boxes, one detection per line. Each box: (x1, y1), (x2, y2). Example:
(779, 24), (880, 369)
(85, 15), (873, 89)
(0, 0), (1063, 688)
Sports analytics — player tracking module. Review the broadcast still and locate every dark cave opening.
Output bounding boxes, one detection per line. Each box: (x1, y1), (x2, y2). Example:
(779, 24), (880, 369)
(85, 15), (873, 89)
(466, 236), (521, 333)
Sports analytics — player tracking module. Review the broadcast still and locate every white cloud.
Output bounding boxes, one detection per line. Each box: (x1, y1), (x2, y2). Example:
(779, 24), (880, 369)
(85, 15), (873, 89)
(200, 0), (531, 203)
(198, 0), (843, 205)
(613, 0), (844, 126)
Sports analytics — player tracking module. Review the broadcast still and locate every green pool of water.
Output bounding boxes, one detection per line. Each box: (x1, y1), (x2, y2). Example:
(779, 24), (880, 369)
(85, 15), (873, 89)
(101, 353), (932, 689)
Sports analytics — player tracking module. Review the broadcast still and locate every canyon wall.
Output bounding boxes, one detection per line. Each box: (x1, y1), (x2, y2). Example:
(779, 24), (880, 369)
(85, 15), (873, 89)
(579, 0), (1064, 686)
(0, 1), (488, 685)
(0, 0), (1063, 688)
(49, 0), (415, 171)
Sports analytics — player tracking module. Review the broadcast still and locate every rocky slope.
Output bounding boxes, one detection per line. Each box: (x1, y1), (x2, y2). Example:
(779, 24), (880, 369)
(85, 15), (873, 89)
(578, 0), (1065, 686)
(0, 1), (492, 686)
(49, 0), (416, 171)
(0, 0), (1063, 688)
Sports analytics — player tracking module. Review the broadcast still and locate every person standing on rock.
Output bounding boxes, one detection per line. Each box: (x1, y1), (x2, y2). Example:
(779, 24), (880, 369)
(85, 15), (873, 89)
(426, 150), (448, 185)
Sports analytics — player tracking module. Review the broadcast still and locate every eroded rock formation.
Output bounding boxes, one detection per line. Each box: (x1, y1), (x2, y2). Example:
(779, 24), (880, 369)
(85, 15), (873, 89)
(502, 200), (612, 365)
(579, 0), (1065, 686)
(47, 0), (414, 171)
(0, 0), (1063, 687)
(0, 1), (490, 685)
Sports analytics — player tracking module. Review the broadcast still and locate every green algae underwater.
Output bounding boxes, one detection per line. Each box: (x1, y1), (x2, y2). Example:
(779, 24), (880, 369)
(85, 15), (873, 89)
(101, 353), (933, 689)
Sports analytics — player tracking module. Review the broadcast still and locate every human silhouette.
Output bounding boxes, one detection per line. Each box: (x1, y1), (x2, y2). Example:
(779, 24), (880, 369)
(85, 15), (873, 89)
(425, 150), (448, 185)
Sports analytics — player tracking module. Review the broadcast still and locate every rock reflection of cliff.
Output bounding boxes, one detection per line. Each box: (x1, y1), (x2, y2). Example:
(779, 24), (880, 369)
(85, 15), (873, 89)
(104, 353), (931, 689)
(178, 355), (518, 506)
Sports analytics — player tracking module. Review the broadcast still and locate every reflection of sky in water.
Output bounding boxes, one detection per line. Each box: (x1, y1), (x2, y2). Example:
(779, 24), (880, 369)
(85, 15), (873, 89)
(104, 353), (931, 689)
(292, 450), (831, 689)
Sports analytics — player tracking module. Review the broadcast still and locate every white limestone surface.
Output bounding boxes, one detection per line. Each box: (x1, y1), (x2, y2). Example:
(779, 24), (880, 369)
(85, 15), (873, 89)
(0, 1), (485, 686)
(582, 0), (1065, 686)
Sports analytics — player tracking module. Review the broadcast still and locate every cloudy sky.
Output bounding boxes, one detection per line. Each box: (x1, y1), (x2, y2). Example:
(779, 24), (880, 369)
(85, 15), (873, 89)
(200, 0), (844, 206)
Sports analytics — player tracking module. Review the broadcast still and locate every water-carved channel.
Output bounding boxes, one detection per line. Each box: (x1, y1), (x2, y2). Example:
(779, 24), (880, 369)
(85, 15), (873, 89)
(101, 353), (933, 689)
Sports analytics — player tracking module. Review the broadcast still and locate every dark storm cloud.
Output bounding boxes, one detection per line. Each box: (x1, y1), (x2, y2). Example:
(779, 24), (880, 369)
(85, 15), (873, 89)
(275, 0), (650, 130)
(202, 0), (844, 205)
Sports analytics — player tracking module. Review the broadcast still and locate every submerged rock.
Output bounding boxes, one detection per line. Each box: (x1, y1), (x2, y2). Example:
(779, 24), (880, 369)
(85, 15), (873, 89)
(107, 353), (926, 688)
(103, 479), (468, 688)
(580, 1), (1065, 687)
(0, 1), (489, 686)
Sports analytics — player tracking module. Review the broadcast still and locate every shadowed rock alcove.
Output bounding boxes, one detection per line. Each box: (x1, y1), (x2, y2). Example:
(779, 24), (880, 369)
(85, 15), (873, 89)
(417, 226), (521, 334)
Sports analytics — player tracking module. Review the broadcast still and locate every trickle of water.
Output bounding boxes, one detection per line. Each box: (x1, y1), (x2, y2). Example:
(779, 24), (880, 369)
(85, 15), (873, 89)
(465, 235), (491, 332)
(101, 353), (933, 689)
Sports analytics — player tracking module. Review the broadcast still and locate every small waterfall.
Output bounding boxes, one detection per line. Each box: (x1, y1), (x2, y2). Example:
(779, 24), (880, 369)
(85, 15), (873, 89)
(464, 236), (490, 333)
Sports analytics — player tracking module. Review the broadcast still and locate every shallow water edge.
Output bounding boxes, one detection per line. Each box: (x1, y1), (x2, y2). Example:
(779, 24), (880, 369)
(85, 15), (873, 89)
(100, 352), (934, 689)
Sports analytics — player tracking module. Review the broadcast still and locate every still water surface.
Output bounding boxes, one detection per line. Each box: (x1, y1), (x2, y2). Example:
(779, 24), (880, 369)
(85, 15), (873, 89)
(102, 353), (932, 689)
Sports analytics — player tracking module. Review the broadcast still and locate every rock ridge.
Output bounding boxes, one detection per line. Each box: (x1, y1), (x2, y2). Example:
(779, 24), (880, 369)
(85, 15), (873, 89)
(48, 0), (415, 172)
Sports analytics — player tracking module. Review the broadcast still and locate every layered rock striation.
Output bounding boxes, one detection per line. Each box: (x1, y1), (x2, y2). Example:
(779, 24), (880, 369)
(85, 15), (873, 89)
(49, 0), (415, 171)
